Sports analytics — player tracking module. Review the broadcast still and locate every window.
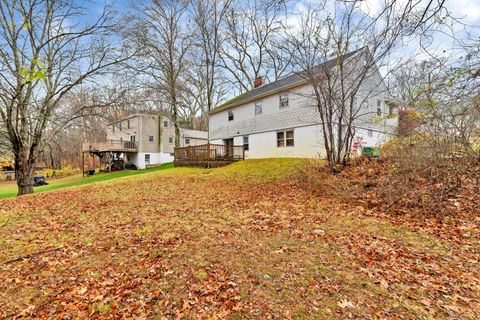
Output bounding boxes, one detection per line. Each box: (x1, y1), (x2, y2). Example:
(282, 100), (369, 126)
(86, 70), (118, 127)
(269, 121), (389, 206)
(185, 138), (190, 144)
(377, 107), (382, 116)
(255, 102), (262, 115)
(169, 137), (173, 144)
(228, 111), (234, 121)
(112, 125), (115, 133)
(377, 99), (382, 107)
(243, 136), (249, 151)
(130, 135), (135, 142)
(145, 154), (150, 165)
(279, 95), (289, 108)
(277, 130), (294, 147)
(148, 135), (154, 142)
(368, 129), (373, 137)
(164, 120), (168, 127)
(389, 105), (396, 116)
(127, 120), (131, 129)
(119, 122), (122, 131)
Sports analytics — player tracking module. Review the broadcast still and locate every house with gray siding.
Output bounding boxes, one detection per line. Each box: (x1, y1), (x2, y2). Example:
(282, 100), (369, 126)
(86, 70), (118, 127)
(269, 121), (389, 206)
(209, 48), (400, 159)
(83, 114), (208, 169)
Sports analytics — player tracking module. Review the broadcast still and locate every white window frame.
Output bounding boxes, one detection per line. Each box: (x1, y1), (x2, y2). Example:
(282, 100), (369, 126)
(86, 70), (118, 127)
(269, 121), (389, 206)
(279, 94), (289, 108)
(185, 138), (190, 144)
(243, 136), (249, 151)
(228, 111), (234, 121)
(277, 129), (294, 148)
(145, 154), (151, 165)
(255, 101), (262, 115)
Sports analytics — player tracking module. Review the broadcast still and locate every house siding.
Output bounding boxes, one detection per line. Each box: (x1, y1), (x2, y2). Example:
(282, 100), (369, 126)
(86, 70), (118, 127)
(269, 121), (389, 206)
(106, 114), (208, 169)
(209, 54), (397, 159)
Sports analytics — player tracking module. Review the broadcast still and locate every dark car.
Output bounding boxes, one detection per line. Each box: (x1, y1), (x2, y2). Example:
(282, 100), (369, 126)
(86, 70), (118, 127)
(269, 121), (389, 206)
(125, 162), (137, 170)
(33, 176), (49, 186)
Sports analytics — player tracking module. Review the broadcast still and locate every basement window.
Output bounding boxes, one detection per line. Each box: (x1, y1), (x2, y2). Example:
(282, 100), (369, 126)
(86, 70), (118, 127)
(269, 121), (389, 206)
(145, 154), (150, 165)
(228, 111), (234, 121)
(277, 130), (294, 147)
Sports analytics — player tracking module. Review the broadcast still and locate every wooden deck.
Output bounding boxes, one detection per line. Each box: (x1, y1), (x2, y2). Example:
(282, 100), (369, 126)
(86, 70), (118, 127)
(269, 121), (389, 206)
(174, 143), (244, 168)
(82, 140), (137, 153)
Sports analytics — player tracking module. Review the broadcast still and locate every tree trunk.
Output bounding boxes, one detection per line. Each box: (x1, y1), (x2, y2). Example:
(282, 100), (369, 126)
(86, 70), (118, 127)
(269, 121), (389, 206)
(15, 149), (35, 196)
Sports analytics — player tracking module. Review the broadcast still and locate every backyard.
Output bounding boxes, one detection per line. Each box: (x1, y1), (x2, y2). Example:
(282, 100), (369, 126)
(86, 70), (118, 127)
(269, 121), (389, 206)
(0, 159), (478, 319)
(0, 164), (173, 199)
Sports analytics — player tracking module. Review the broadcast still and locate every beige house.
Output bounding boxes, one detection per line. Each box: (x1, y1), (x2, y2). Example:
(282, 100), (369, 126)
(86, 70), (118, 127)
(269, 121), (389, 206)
(83, 114), (208, 169)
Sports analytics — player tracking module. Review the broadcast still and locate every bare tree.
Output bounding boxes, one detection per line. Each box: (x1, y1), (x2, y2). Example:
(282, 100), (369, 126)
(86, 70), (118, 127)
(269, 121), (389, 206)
(287, 0), (446, 168)
(0, 0), (128, 195)
(190, 0), (232, 125)
(219, 0), (291, 92)
(125, 0), (190, 147)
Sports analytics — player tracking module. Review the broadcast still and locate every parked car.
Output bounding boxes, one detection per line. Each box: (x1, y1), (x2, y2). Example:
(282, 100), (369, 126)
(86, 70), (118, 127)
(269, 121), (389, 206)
(33, 176), (49, 186)
(125, 162), (137, 170)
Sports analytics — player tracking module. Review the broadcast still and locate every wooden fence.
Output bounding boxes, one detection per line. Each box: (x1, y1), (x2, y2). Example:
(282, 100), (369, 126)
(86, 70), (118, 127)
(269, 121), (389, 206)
(174, 143), (244, 167)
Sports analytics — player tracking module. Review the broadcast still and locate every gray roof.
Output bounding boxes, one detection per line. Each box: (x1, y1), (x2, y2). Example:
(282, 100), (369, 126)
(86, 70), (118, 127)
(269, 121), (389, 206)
(210, 47), (365, 114)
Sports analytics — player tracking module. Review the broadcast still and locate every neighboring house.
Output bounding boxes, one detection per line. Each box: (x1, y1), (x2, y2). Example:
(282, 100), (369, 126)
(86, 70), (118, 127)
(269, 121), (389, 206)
(83, 114), (208, 169)
(209, 48), (401, 159)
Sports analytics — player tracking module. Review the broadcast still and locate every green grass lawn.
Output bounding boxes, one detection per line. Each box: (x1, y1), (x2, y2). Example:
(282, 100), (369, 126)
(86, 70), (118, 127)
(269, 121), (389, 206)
(0, 163), (173, 199)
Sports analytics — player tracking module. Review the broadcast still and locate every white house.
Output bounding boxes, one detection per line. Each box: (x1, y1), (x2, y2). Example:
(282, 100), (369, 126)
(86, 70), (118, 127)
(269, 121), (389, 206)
(209, 48), (400, 159)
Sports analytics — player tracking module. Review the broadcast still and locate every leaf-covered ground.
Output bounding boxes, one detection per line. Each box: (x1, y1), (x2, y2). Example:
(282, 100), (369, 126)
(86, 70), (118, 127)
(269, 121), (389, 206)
(0, 159), (478, 319)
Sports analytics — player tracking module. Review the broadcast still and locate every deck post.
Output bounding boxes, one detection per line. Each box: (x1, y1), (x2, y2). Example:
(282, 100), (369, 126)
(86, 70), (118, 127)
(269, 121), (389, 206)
(242, 146), (245, 160)
(123, 152), (126, 171)
(82, 152), (85, 177)
(207, 143), (211, 161)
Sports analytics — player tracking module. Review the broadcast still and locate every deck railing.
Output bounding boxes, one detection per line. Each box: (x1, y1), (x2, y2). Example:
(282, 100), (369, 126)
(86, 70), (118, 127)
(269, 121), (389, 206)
(82, 140), (137, 152)
(174, 143), (244, 165)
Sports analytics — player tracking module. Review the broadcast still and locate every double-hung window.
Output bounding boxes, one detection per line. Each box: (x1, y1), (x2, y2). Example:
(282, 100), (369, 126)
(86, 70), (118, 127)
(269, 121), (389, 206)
(185, 138), (190, 144)
(243, 136), (249, 151)
(279, 94), (289, 108)
(255, 102), (262, 115)
(277, 130), (294, 147)
(164, 120), (168, 127)
(228, 111), (234, 121)
(377, 100), (382, 116)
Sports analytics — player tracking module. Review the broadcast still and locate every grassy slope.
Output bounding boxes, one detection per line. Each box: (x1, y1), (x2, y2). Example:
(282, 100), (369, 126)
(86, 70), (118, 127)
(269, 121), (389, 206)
(0, 163), (173, 199)
(0, 159), (477, 319)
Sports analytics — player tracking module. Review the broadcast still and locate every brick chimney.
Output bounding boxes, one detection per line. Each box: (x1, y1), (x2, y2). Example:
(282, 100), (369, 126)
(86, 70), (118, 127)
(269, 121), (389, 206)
(254, 76), (264, 88)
